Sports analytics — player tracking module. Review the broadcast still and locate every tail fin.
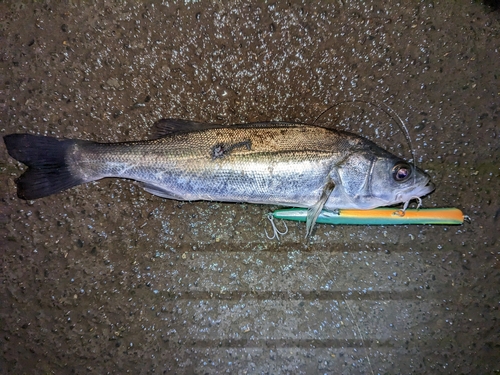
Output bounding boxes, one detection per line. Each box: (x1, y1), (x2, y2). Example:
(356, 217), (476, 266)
(4, 134), (86, 200)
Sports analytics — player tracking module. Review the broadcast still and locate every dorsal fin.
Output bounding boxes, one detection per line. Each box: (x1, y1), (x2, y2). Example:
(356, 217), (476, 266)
(151, 119), (223, 138)
(150, 119), (310, 139)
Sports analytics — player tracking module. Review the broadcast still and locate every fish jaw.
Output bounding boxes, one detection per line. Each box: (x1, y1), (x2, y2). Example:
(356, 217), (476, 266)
(394, 178), (435, 207)
(324, 179), (435, 210)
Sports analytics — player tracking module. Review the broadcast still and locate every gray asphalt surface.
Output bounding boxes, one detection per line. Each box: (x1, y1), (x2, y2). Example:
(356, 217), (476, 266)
(1, 1), (499, 374)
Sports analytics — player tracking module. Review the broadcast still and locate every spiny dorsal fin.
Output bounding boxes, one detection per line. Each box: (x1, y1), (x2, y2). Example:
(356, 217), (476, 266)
(151, 119), (223, 138)
(151, 119), (307, 139)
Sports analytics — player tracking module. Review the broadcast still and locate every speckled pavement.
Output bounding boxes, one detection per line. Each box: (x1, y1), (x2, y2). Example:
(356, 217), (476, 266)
(1, 1), (499, 373)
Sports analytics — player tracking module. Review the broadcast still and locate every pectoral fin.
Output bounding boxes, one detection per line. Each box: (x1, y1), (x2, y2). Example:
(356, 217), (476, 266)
(306, 178), (335, 237)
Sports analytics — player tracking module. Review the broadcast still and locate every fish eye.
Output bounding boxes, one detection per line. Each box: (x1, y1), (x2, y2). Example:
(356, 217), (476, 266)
(392, 163), (412, 182)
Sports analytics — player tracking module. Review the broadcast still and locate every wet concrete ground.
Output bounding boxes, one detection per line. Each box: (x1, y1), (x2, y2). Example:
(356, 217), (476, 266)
(1, 1), (499, 374)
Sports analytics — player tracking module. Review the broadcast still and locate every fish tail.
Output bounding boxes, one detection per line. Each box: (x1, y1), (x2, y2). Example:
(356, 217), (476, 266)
(4, 134), (86, 200)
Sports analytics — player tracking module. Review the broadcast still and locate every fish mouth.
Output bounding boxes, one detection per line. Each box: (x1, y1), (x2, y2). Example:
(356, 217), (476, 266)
(414, 179), (435, 197)
(424, 179), (435, 194)
(399, 178), (435, 202)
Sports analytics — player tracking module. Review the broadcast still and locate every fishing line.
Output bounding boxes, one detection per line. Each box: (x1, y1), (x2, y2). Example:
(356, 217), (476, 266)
(316, 253), (375, 375)
(313, 98), (418, 185)
(312, 99), (419, 373)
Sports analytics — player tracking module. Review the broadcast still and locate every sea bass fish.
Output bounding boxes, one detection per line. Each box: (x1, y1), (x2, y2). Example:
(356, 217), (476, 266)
(3, 119), (435, 235)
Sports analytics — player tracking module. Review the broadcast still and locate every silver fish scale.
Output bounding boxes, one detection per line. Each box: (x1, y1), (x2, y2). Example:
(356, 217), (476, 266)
(73, 125), (361, 207)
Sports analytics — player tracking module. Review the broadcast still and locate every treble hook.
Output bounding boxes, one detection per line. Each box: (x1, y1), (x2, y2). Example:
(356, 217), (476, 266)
(264, 213), (288, 241)
(402, 196), (423, 211)
(395, 196), (423, 216)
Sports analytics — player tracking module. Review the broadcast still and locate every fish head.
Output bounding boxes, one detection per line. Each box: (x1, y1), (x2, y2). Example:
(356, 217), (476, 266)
(365, 156), (435, 208)
(334, 144), (435, 209)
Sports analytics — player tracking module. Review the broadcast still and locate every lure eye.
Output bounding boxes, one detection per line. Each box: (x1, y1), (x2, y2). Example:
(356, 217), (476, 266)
(392, 163), (412, 182)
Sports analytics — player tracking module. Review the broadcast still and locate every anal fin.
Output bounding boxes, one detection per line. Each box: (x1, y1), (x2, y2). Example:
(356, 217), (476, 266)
(141, 182), (184, 200)
(306, 177), (335, 237)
